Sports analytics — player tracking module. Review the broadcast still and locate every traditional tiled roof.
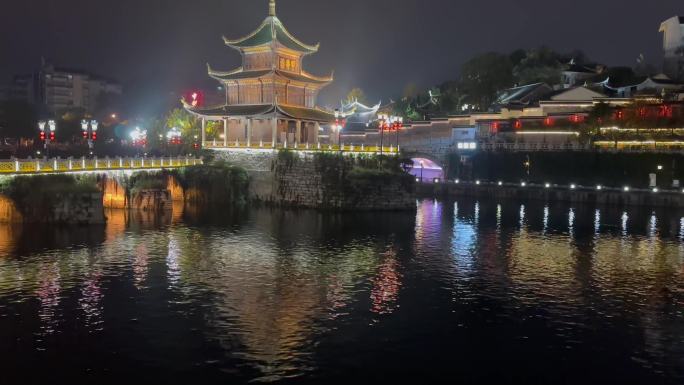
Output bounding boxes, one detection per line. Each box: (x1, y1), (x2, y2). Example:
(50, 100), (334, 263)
(223, 16), (319, 54)
(495, 83), (553, 106)
(184, 100), (335, 122)
(277, 104), (335, 121)
(207, 65), (332, 85)
(341, 100), (381, 116)
(277, 70), (332, 84)
(207, 66), (271, 81)
(184, 101), (275, 117)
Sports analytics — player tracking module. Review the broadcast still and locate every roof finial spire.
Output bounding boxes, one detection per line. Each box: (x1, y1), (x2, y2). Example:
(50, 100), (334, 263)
(269, 0), (276, 16)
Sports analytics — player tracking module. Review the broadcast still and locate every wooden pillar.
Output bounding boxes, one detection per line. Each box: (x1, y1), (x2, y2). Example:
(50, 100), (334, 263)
(201, 118), (206, 147)
(246, 118), (252, 147)
(314, 122), (320, 144)
(271, 118), (278, 148)
(295, 120), (302, 145)
(223, 118), (228, 147)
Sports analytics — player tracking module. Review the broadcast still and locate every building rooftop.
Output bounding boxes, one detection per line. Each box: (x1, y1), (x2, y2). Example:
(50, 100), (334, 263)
(496, 83), (553, 106)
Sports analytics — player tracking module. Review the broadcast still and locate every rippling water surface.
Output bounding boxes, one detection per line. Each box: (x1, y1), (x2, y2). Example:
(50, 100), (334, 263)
(1, 199), (684, 384)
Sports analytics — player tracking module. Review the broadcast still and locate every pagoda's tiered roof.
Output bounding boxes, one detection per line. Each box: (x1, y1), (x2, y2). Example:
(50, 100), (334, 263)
(223, 15), (319, 54)
(183, 100), (336, 122)
(207, 65), (333, 85)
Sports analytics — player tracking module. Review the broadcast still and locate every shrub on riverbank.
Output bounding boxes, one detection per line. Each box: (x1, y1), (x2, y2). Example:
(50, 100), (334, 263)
(0, 174), (98, 201)
(128, 172), (168, 195)
(173, 161), (250, 206)
(0, 174), (99, 220)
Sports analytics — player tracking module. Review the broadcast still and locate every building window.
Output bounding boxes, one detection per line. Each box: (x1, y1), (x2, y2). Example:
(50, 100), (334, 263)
(279, 57), (297, 72)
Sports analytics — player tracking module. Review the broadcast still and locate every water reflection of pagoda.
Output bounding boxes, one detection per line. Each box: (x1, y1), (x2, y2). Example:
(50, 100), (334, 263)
(184, 0), (335, 148)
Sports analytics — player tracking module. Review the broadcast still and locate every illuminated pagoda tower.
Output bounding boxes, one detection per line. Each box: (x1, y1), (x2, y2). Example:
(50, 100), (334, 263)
(184, 0), (335, 148)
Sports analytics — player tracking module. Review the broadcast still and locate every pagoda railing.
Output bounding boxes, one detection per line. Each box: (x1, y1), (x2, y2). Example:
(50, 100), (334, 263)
(0, 156), (202, 175)
(203, 141), (400, 154)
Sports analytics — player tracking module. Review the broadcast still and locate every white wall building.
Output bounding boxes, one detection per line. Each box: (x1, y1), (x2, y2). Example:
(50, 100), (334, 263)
(660, 16), (684, 81)
(11, 61), (122, 115)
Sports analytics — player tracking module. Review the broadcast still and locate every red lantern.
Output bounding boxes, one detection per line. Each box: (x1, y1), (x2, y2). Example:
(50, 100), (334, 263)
(571, 114), (584, 123)
(659, 105), (673, 118)
(544, 117), (553, 126)
(187, 91), (204, 107)
(514, 120), (522, 129)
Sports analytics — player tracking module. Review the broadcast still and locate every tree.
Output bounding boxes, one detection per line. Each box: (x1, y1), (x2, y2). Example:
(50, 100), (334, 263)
(438, 80), (462, 114)
(402, 83), (420, 100)
(512, 47), (563, 85)
(345, 88), (368, 105)
(165, 108), (201, 139)
(459, 52), (514, 111)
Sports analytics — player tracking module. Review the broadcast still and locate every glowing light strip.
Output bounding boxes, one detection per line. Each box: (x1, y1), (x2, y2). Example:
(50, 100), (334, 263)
(600, 127), (684, 131)
(515, 131), (580, 135)
(594, 141), (684, 145)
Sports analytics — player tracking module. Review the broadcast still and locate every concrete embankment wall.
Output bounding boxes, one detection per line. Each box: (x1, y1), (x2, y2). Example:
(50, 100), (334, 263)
(418, 182), (684, 207)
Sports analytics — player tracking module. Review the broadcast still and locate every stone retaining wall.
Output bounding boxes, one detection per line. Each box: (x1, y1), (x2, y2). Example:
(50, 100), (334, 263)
(129, 190), (172, 211)
(0, 192), (105, 224)
(270, 157), (415, 210)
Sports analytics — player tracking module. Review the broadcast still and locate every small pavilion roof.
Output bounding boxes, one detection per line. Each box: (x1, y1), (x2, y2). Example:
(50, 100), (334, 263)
(341, 100), (381, 115)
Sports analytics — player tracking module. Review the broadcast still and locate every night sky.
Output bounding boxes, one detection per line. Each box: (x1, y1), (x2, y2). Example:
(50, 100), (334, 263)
(1, 0), (682, 115)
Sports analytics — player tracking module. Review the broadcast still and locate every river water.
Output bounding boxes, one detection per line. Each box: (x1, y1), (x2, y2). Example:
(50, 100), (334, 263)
(1, 199), (683, 384)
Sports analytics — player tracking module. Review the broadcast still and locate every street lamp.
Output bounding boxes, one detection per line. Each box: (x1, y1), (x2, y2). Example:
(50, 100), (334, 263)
(130, 127), (147, 149)
(167, 127), (182, 145)
(38, 120), (56, 158)
(377, 114), (403, 155)
(81, 119), (98, 152)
